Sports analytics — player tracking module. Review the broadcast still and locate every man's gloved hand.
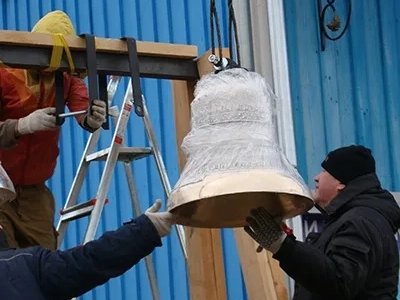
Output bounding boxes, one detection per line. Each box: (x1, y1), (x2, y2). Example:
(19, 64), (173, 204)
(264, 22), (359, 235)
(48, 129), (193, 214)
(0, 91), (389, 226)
(144, 199), (174, 238)
(83, 100), (106, 129)
(16, 107), (58, 135)
(244, 207), (287, 254)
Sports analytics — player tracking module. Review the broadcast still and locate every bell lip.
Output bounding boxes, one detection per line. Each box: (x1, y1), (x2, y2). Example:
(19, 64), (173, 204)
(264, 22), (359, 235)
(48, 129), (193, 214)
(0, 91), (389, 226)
(170, 194), (314, 228)
(168, 169), (314, 208)
(167, 170), (314, 228)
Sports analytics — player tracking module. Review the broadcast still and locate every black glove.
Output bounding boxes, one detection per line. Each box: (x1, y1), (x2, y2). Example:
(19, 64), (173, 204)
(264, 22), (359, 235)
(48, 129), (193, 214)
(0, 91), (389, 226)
(244, 207), (287, 254)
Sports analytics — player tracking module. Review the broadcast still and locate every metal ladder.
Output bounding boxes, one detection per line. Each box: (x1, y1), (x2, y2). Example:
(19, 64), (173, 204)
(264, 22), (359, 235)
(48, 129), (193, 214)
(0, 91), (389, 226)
(56, 75), (188, 300)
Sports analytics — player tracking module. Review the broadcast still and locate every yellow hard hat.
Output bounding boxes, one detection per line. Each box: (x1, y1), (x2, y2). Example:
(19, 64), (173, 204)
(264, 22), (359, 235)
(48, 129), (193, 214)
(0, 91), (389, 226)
(31, 10), (76, 36)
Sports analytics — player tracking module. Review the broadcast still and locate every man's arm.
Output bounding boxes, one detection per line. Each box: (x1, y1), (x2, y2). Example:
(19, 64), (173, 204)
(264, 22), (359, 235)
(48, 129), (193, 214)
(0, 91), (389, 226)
(34, 214), (162, 299)
(273, 218), (379, 299)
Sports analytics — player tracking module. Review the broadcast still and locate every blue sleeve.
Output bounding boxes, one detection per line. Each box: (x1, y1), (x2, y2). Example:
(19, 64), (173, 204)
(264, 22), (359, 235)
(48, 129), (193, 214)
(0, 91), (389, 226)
(34, 214), (162, 299)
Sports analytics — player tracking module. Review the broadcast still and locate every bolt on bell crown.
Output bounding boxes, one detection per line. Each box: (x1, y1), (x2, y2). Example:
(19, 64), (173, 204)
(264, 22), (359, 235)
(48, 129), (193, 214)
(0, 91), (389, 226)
(167, 68), (314, 228)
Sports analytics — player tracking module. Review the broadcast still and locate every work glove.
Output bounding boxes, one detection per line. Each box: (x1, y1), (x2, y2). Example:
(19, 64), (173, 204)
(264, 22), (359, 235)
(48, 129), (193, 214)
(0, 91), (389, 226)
(16, 107), (58, 135)
(83, 100), (106, 129)
(144, 199), (174, 238)
(244, 207), (287, 254)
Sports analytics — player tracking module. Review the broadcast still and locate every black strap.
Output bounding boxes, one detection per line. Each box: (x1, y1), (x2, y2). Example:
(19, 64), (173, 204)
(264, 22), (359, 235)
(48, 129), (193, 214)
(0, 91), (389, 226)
(55, 71), (65, 126)
(98, 74), (109, 129)
(81, 33), (109, 130)
(121, 37), (144, 117)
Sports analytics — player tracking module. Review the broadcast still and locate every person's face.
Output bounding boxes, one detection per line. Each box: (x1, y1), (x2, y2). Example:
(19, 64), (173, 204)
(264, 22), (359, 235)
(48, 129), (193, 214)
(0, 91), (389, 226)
(313, 169), (345, 208)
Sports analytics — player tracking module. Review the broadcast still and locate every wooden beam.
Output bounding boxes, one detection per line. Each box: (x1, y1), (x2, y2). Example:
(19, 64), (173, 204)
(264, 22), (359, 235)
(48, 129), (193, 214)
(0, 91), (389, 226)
(171, 49), (229, 300)
(0, 30), (197, 57)
(172, 47), (289, 299)
(0, 30), (199, 80)
(203, 46), (289, 299)
(235, 228), (289, 300)
(234, 228), (279, 300)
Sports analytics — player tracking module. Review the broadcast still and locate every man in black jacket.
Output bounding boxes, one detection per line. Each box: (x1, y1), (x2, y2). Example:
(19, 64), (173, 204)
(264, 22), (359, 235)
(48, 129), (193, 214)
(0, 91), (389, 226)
(244, 145), (400, 299)
(0, 198), (174, 300)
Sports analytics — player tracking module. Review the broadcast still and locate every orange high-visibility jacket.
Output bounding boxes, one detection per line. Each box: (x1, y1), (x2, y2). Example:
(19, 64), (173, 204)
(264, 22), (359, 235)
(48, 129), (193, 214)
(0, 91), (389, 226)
(0, 10), (90, 185)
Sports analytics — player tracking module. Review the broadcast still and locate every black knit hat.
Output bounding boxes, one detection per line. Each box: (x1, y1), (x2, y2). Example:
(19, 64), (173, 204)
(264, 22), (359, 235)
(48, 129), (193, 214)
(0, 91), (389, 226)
(321, 145), (376, 184)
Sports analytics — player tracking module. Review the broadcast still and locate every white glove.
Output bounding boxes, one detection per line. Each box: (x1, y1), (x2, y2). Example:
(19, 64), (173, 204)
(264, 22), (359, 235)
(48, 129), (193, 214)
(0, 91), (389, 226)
(84, 100), (106, 129)
(17, 107), (58, 135)
(244, 207), (287, 254)
(144, 199), (174, 238)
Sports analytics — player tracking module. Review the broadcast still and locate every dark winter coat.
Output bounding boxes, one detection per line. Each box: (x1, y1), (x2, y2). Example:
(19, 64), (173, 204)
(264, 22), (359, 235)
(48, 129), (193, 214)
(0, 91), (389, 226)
(0, 214), (162, 300)
(274, 173), (400, 300)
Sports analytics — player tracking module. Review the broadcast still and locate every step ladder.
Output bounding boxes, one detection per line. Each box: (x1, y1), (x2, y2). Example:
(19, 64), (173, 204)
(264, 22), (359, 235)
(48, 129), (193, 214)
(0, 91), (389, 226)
(56, 75), (188, 300)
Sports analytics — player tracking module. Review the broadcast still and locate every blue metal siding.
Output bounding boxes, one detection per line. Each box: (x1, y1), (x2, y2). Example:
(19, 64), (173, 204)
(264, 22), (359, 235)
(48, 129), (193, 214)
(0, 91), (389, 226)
(283, 0), (400, 191)
(0, 1), (247, 299)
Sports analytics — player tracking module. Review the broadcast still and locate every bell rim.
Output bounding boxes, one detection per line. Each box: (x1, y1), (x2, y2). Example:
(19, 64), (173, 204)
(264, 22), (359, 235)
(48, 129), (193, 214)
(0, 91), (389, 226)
(168, 169), (314, 209)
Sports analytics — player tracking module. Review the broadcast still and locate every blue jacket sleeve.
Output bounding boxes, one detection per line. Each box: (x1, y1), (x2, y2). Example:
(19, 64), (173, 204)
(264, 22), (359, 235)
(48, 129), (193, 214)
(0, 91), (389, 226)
(34, 214), (162, 299)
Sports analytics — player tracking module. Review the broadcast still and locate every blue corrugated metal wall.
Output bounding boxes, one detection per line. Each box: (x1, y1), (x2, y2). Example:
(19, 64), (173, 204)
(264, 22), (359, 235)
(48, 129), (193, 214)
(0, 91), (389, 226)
(0, 1), (247, 299)
(283, 0), (400, 192)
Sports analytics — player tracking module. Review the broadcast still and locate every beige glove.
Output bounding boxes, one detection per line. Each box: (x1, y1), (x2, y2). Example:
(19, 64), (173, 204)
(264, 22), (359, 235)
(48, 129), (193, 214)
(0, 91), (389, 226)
(83, 100), (106, 129)
(16, 107), (58, 135)
(144, 199), (174, 238)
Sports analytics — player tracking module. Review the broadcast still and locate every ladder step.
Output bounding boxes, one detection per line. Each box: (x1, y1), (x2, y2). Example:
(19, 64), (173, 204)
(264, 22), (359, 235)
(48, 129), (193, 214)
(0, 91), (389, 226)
(59, 198), (109, 222)
(86, 147), (152, 162)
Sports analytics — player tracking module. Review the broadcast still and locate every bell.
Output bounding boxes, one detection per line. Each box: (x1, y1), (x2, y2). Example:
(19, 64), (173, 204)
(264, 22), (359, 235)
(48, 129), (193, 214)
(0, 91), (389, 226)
(0, 161), (16, 205)
(168, 68), (314, 228)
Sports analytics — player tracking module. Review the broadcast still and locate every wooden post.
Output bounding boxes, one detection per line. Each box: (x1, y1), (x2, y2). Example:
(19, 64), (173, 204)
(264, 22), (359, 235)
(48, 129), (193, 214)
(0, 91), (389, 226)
(172, 48), (289, 300)
(234, 229), (288, 300)
(171, 49), (230, 300)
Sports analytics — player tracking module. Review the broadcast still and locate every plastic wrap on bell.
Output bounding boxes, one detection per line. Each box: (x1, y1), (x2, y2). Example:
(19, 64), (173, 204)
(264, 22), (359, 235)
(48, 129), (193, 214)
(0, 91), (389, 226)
(0, 162), (16, 205)
(168, 68), (314, 228)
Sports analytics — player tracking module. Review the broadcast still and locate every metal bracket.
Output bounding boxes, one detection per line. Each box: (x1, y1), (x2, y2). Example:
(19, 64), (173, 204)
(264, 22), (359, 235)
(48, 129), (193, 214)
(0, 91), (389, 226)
(121, 37), (144, 117)
(81, 33), (110, 130)
(54, 34), (110, 129)
(208, 54), (246, 74)
(55, 71), (66, 126)
(317, 0), (352, 51)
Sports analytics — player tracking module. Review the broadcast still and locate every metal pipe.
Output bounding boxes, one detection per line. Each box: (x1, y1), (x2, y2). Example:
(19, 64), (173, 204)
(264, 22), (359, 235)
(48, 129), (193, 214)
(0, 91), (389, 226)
(58, 110), (87, 118)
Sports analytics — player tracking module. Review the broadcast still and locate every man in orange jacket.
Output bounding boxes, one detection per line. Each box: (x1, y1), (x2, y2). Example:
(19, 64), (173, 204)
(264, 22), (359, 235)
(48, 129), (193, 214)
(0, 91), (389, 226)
(0, 10), (107, 250)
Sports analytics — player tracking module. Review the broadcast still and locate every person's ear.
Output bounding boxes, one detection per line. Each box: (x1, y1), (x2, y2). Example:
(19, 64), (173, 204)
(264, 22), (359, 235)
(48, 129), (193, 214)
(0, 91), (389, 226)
(337, 183), (346, 192)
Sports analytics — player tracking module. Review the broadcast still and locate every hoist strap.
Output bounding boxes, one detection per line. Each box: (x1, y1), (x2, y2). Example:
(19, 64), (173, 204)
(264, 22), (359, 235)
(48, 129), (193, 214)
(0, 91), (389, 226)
(121, 37), (144, 117)
(81, 33), (109, 130)
(47, 33), (76, 126)
(98, 73), (109, 129)
(55, 71), (65, 126)
(45, 33), (75, 74)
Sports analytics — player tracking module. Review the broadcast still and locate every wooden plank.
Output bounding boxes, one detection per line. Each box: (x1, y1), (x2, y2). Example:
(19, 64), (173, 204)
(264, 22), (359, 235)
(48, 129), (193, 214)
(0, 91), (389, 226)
(172, 47), (289, 299)
(0, 30), (199, 80)
(234, 228), (279, 300)
(200, 46), (289, 300)
(232, 183), (289, 296)
(0, 30), (197, 58)
(171, 49), (228, 300)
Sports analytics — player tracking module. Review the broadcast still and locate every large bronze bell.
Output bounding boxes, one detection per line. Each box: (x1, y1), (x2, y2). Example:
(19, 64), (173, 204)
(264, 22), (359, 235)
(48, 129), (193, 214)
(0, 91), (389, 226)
(0, 161), (16, 205)
(168, 68), (314, 228)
